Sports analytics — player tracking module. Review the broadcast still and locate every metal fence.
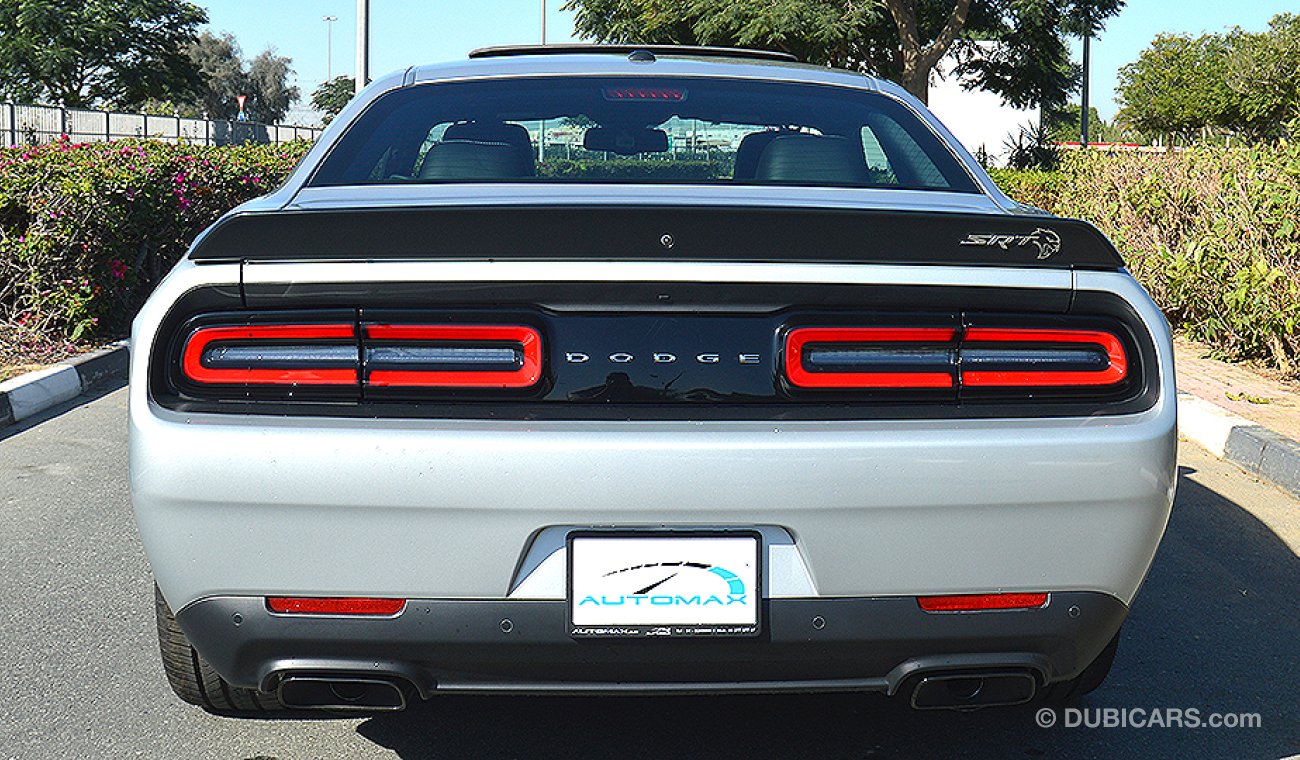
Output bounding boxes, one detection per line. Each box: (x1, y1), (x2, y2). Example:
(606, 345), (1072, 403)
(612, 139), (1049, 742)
(1, 102), (323, 147)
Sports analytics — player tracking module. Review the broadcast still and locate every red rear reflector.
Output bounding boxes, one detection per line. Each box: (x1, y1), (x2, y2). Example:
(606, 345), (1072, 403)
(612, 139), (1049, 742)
(181, 324), (358, 385)
(917, 593), (1048, 612)
(363, 324), (542, 389)
(961, 328), (1126, 387)
(266, 597), (407, 615)
(785, 327), (957, 389)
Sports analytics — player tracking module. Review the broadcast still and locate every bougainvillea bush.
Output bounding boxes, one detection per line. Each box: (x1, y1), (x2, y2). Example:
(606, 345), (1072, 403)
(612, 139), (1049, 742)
(0, 138), (311, 350)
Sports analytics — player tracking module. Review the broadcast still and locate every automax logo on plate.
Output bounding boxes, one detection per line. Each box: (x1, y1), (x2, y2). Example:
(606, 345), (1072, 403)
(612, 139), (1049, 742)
(569, 535), (759, 636)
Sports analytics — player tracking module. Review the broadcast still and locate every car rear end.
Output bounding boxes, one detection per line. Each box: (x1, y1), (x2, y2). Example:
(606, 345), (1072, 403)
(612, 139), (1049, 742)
(130, 50), (1176, 713)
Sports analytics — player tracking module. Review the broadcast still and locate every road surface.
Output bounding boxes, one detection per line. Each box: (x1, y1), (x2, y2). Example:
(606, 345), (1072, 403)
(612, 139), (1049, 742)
(2, 386), (1296, 759)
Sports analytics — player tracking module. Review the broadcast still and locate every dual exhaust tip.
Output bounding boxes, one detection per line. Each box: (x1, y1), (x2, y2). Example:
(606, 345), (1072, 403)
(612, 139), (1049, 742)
(278, 675), (408, 712)
(909, 670), (1038, 710)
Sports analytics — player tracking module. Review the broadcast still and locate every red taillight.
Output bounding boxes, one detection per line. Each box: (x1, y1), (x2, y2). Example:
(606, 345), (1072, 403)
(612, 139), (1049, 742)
(363, 324), (542, 389)
(917, 593), (1048, 612)
(784, 327), (958, 389)
(266, 597), (407, 615)
(961, 328), (1127, 387)
(783, 325), (1128, 391)
(181, 324), (358, 385)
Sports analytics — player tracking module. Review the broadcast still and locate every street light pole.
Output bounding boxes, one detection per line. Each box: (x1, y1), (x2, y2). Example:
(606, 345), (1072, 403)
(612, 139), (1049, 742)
(1081, 32), (1091, 147)
(538, 0), (546, 164)
(355, 0), (369, 95)
(323, 16), (337, 82)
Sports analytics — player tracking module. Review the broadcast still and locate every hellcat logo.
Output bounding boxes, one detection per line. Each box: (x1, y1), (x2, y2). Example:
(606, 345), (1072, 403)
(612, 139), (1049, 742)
(959, 227), (1062, 259)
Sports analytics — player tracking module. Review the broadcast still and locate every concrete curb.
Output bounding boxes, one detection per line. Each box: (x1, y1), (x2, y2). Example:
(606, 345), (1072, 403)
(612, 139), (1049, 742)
(1177, 392), (1300, 500)
(0, 341), (129, 427)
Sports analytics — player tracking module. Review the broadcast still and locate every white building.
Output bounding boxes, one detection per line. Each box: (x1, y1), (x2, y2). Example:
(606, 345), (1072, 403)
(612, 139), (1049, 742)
(925, 48), (1040, 166)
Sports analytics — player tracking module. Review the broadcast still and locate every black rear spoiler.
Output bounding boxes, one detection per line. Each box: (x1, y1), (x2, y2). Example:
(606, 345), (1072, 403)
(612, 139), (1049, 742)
(187, 205), (1124, 269)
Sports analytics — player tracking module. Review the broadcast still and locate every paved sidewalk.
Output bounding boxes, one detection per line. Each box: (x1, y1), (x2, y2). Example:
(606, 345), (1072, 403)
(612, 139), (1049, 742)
(1176, 338), (1300, 441)
(1175, 338), (1300, 499)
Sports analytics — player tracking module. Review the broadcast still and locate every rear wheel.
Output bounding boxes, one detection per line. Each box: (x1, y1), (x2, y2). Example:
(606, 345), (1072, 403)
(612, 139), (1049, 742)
(1039, 629), (1121, 703)
(154, 583), (286, 714)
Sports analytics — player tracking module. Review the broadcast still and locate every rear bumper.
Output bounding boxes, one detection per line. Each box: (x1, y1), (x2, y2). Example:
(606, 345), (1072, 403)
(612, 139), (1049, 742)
(175, 591), (1127, 697)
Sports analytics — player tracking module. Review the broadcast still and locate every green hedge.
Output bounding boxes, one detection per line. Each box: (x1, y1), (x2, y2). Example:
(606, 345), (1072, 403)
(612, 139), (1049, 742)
(0, 138), (311, 343)
(3, 138), (1298, 377)
(993, 146), (1300, 376)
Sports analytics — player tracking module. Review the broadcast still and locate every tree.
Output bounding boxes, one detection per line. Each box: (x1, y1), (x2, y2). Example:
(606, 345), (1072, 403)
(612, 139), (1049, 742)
(244, 49), (299, 123)
(1116, 33), (1236, 144)
(1045, 103), (1106, 143)
(311, 76), (355, 124)
(0, 0), (207, 108)
(1116, 16), (1300, 144)
(1224, 14), (1300, 141)
(187, 31), (245, 119)
(182, 31), (299, 123)
(562, 0), (1123, 107)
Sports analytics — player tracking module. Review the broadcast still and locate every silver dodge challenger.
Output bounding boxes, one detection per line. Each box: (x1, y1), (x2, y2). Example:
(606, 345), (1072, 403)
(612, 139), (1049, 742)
(130, 45), (1177, 714)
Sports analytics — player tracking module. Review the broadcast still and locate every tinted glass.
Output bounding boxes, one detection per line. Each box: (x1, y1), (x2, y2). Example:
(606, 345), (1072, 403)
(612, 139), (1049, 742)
(309, 76), (979, 192)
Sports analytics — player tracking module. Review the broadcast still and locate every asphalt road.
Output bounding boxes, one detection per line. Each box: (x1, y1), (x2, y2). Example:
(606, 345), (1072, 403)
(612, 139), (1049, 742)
(2, 385), (1297, 759)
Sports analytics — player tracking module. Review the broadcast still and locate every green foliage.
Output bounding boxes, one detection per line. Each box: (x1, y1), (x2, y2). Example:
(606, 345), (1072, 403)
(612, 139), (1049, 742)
(986, 167), (1063, 210)
(1003, 121), (1060, 171)
(537, 157), (732, 181)
(0, 138), (311, 341)
(0, 0), (207, 108)
(184, 31), (300, 122)
(311, 76), (356, 125)
(1224, 14), (1300, 141)
(1117, 15), (1300, 143)
(1116, 33), (1235, 142)
(993, 147), (1300, 374)
(562, 0), (1122, 107)
(1045, 103), (1131, 144)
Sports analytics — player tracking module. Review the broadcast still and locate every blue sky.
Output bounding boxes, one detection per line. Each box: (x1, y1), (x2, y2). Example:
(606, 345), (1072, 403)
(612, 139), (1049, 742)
(201, 1), (1296, 121)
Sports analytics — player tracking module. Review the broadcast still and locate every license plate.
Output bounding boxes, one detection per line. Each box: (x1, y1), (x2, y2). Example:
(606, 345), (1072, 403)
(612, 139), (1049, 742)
(567, 531), (761, 638)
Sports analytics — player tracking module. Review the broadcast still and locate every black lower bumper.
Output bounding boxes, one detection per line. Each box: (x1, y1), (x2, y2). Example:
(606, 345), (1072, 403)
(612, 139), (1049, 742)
(175, 592), (1127, 698)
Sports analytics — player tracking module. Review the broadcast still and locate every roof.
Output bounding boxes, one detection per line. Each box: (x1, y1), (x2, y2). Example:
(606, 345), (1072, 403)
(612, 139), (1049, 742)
(468, 44), (799, 63)
(404, 47), (891, 96)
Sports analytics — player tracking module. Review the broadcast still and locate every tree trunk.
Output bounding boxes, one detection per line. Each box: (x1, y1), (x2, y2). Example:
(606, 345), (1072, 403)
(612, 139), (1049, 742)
(883, 0), (972, 106)
(900, 58), (930, 104)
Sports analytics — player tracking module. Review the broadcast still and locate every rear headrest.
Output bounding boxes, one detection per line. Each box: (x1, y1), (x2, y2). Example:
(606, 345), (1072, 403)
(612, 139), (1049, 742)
(733, 130), (784, 180)
(442, 121), (535, 176)
(418, 140), (532, 180)
(754, 134), (872, 185)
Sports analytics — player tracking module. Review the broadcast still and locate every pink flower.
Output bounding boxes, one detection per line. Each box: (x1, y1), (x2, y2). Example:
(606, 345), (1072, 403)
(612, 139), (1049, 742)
(107, 259), (128, 280)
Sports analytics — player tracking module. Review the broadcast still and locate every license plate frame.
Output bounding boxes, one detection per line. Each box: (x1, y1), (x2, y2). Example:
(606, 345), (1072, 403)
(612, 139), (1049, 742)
(566, 529), (762, 639)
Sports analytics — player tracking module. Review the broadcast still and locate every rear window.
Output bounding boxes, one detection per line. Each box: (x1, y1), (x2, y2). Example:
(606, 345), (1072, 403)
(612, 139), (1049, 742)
(309, 76), (979, 192)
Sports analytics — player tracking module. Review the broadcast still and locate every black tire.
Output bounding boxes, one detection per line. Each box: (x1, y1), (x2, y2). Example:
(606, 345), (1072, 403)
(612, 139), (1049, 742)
(154, 583), (286, 714)
(1039, 629), (1121, 703)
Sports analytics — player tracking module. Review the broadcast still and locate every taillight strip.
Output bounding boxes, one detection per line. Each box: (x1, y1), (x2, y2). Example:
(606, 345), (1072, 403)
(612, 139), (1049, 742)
(266, 597), (407, 615)
(961, 328), (1127, 387)
(363, 324), (542, 388)
(785, 327), (958, 389)
(182, 324), (358, 385)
